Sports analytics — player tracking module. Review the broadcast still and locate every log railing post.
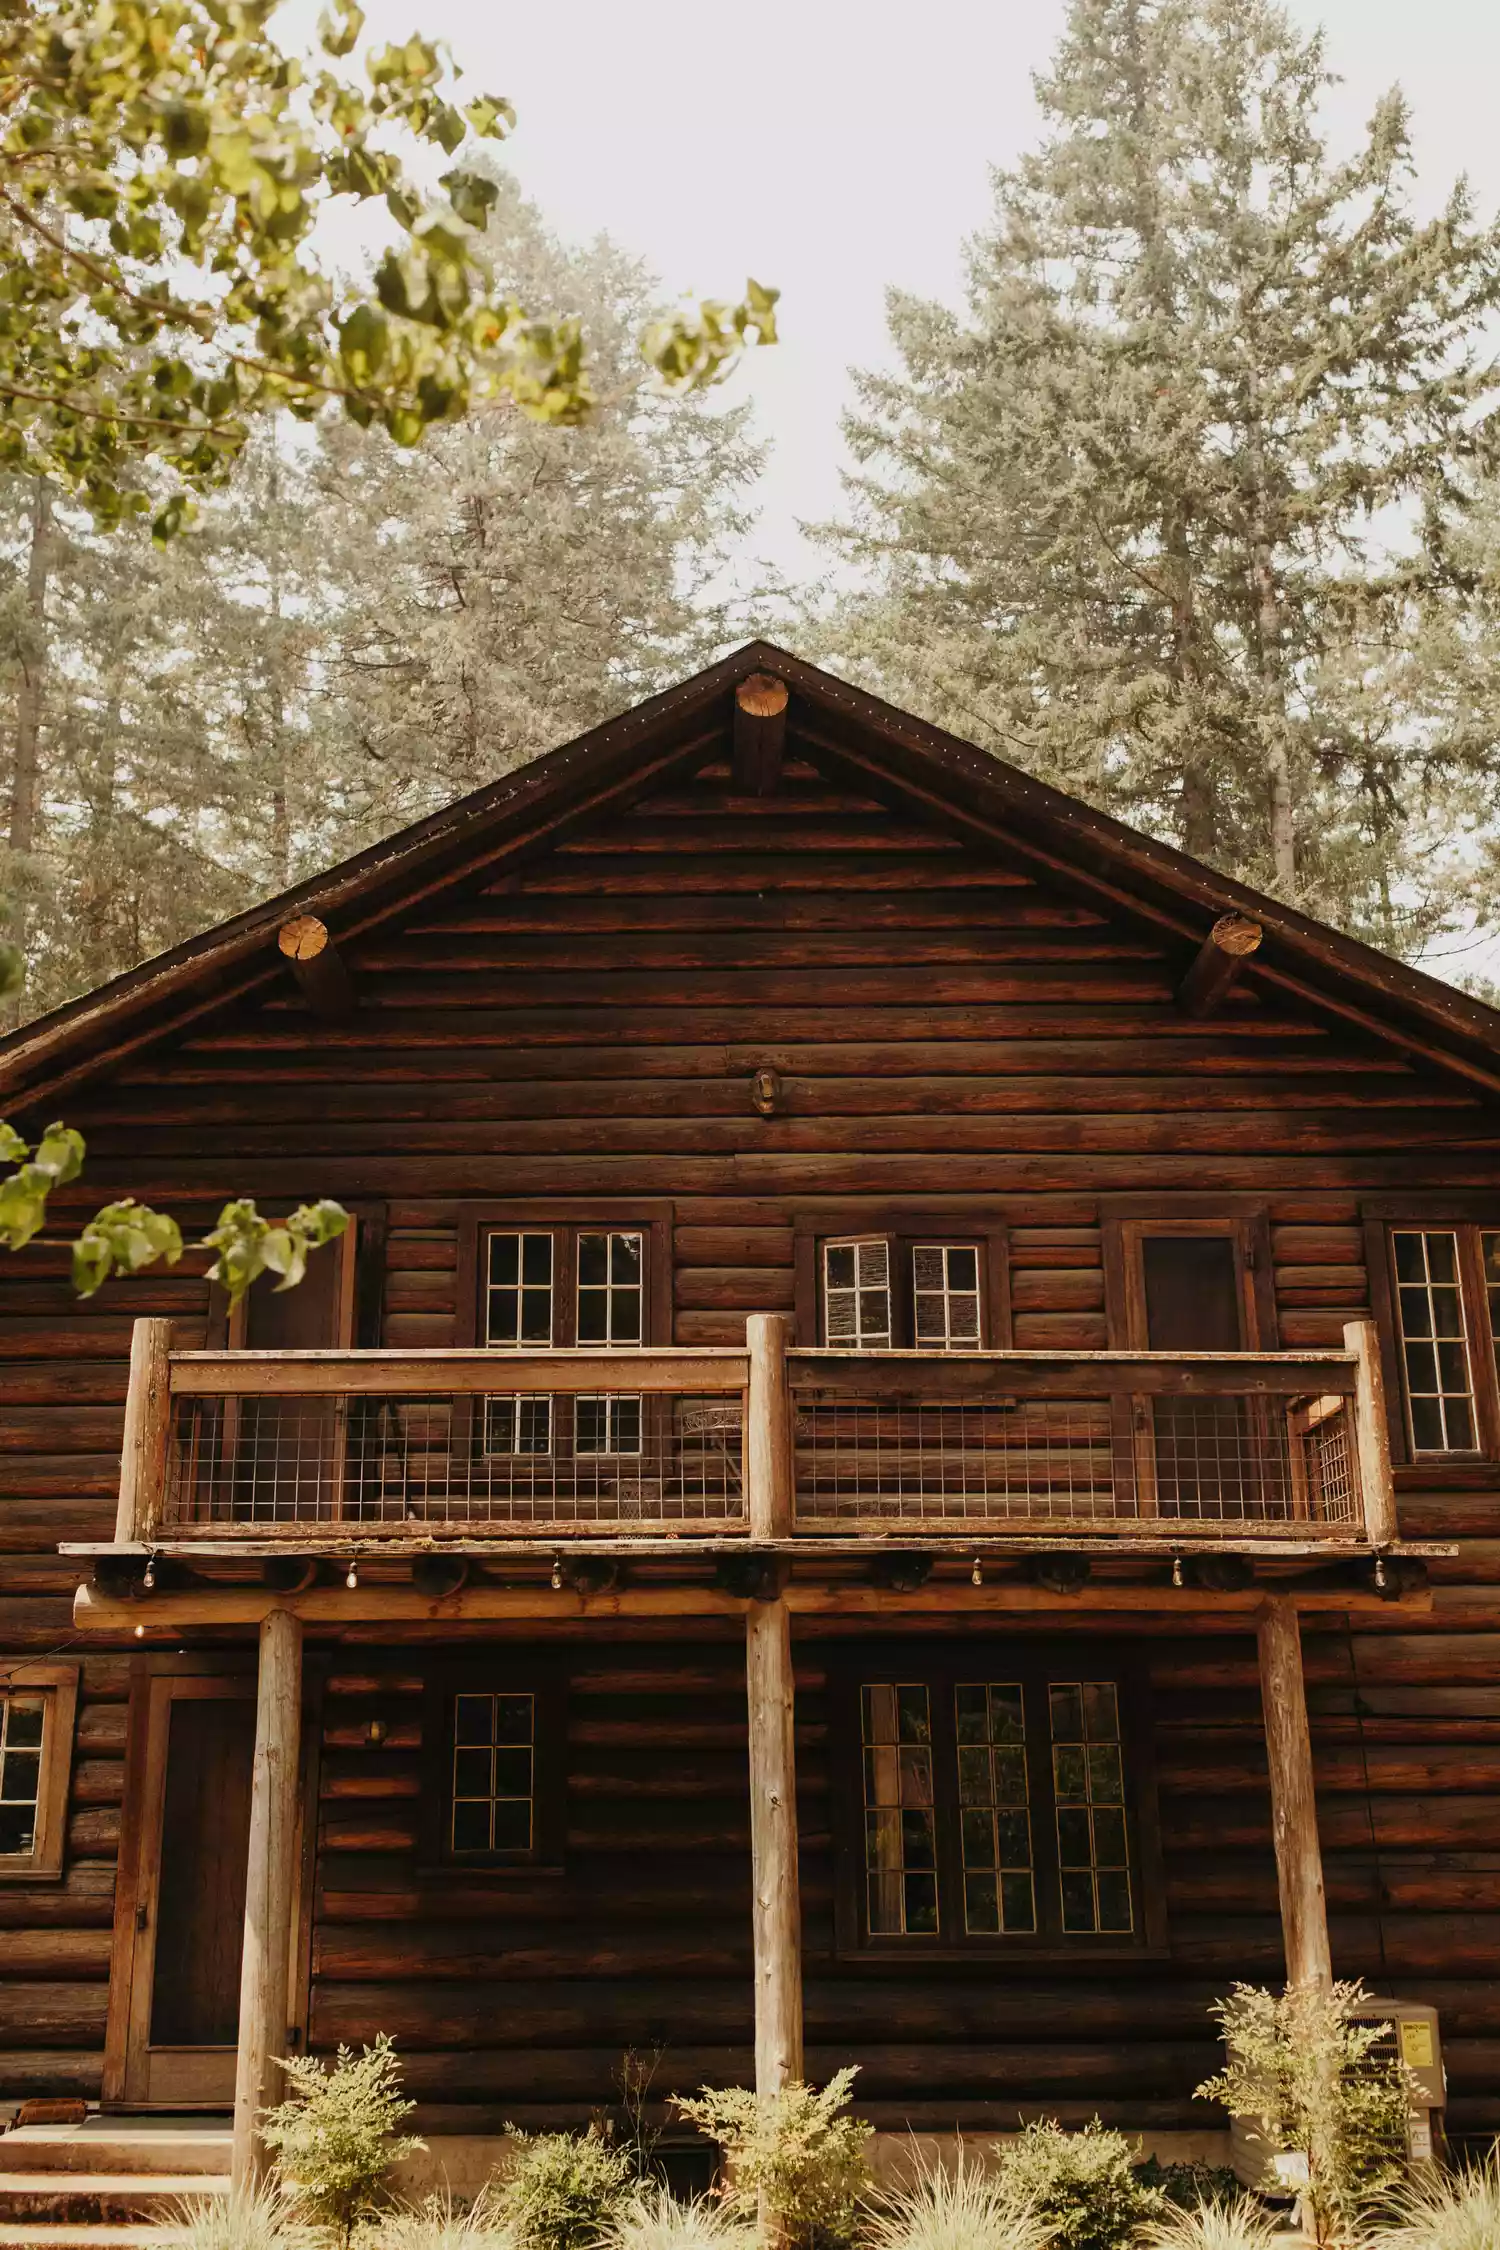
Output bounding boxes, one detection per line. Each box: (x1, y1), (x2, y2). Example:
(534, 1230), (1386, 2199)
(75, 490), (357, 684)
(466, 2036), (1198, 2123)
(744, 1314), (803, 2094)
(116, 1317), (174, 1545)
(232, 1607), (304, 2191)
(1257, 1596), (1332, 1989)
(1343, 1318), (1398, 1548)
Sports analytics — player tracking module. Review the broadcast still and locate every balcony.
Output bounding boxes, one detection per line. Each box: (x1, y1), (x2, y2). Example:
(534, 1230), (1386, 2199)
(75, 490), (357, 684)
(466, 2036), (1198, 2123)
(106, 1316), (1401, 1554)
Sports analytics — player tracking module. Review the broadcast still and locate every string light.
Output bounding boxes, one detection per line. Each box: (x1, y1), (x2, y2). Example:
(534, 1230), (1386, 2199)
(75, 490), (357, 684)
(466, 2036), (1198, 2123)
(1374, 1555), (1388, 1591)
(551, 1555), (564, 1591)
(345, 1558), (358, 1590)
(971, 1556), (983, 1587)
(1172, 1556), (1184, 1588)
(133, 1623), (145, 1639)
(142, 1552), (157, 1591)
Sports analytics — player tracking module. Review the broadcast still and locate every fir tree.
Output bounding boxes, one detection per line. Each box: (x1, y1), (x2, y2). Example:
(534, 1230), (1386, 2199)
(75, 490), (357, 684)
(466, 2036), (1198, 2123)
(822, 0), (1500, 952)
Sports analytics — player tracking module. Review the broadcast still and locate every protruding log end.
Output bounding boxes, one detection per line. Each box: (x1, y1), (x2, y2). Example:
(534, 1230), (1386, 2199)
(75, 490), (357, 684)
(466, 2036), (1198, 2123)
(277, 914), (330, 963)
(276, 914), (355, 1017)
(733, 671), (789, 796)
(1176, 913), (1264, 1017)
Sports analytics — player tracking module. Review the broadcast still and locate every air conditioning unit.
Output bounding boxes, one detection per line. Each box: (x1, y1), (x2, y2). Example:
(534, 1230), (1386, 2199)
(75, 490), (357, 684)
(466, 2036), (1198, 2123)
(1228, 1997), (1446, 2187)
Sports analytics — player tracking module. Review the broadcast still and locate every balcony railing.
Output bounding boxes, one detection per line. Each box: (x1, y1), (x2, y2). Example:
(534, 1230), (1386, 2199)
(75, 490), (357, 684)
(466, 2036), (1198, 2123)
(111, 1318), (1399, 1550)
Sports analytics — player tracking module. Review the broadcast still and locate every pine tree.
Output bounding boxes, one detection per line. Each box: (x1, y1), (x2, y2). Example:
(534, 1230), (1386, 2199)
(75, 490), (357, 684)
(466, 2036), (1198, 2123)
(822, 0), (1500, 952)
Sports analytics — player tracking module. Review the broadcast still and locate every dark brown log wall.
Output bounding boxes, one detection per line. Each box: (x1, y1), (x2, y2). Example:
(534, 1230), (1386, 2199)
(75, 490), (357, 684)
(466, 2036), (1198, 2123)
(2, 738), (1499, 2129)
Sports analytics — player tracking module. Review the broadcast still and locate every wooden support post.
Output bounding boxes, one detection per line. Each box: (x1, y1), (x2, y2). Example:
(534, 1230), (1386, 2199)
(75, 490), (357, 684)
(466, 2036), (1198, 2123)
(747, 1313), (794, 1541)
(1176, 913), (1262, 1017)
(277, 915), (356, 1018)
(232, 1607), (303, 2192)
(733, 673), (789, 797)
(116, 1318), (174, 1545)
(744, 1312), (802, 2093)
(1344, 1318), (1398, 1548)
(1257, 1597), (1332, 1989)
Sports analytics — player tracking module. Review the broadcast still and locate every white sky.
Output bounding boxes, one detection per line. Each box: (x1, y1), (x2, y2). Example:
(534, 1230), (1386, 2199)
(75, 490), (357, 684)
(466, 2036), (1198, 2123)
(326, 0), (1500, 590)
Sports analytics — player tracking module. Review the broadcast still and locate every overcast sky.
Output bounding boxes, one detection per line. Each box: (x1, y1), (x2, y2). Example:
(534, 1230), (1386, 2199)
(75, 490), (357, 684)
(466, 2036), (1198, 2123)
(331, 0), (1500, 589)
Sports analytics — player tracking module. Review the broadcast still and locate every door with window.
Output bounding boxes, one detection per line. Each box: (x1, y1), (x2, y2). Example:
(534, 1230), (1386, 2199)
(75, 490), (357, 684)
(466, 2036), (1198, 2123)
(107, 1673), (259, 2106)
(1105, 1214), (1273, 1520)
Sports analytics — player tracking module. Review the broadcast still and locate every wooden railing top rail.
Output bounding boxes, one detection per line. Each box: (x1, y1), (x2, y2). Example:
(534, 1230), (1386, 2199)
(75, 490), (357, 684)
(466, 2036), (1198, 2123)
(788, 1347), (1359, 1400)
(166, 1347), (751, 1398)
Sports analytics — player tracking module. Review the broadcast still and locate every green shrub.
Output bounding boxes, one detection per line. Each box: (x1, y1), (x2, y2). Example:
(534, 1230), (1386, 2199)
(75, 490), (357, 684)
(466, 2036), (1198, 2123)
(993, 2119), (1162, 2250)
(1377, 2147), (1500, 2250)
(1197, 1981), (1413, 2245)
(865, 2147), (1051, 2250)
(673, 2067), (870, 2250)
(259, 2035), (423, 2248)
(494, 2129), (637, 2250)
(1132, 2161), (1245, 2214)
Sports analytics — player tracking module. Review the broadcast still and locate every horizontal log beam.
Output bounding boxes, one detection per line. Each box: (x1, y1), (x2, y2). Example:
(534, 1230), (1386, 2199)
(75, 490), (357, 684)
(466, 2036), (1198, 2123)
(72, 1578), (1431, 1632)
(277, 915), (357, 1018)
(789, 1348), (1356, 1401)
(1177, 914), (1263, 1018)
(169, 1348), (750, 1397)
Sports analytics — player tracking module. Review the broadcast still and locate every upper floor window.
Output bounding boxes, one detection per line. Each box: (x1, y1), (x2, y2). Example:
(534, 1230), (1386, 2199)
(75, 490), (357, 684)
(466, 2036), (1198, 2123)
(456, 1206), (671, 1463)
(815, 1232), (997, 1350)
(838, 1651), (1153, 1956)
(0, 1664), (79, 1884)
(1386, 1224), (1500, 1458)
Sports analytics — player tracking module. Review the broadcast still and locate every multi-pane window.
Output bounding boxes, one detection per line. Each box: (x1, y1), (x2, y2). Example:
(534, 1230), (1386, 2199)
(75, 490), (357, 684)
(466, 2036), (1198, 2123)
(0, 1696), (45, 1858)
(850, 1661), (1141, 1951)
(822, 1237), (988, 1349)
(1392, 1230), (1476, 1453)
(913, 1245), (982, 1349)
(825, 1240), (893, 1348)
(860, 1683), (937, 1934)
(450, 1690), (534, 1856)
(1050, 1682), (1132, 1934)
(479, 1225), (647, 1457)
(956, 1683), (1035, 1933)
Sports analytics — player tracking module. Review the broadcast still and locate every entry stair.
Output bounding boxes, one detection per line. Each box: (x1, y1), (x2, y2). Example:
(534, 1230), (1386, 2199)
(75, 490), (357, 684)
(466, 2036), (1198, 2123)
(0, 2120), (229, 2250)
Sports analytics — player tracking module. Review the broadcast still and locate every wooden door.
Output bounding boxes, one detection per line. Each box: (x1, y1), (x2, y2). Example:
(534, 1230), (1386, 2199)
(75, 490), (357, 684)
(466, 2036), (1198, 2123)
(226, 1220), (359, 1521)
(109, 1676), (257, 2105)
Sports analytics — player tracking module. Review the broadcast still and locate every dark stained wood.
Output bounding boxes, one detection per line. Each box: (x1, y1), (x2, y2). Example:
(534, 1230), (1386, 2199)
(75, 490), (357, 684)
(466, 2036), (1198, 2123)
(278, 917), (357, 1019)
(732, 673), (789, 796)
(1177, 915), (1264, 1019)
(149, 1696), (256, 2045)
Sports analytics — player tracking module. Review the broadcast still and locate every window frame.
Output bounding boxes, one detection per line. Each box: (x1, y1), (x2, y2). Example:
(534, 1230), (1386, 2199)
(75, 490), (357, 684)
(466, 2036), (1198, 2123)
(419, 1658), (566, 1875)
(455, 1201), (674, 1462)
(1363, 1199), (1500, 1475)
(0, 1661), (80, 1884)
(828, 1642), (1165, 1964)
(792, 1211), (1011, 1350)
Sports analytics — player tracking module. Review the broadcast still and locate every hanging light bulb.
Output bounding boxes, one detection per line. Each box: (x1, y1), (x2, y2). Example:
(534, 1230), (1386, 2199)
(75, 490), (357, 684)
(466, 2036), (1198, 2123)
(134, 1623), (146, 1639)
(1374, 1554), (1388, 1591)
(971, 1556), (983, 1588)
(142, 1552), (157, 1591)
(551, 1554), (564, 1592)
(346, 1557), (359, 1591)
(1172, 1556), (1184, 1589)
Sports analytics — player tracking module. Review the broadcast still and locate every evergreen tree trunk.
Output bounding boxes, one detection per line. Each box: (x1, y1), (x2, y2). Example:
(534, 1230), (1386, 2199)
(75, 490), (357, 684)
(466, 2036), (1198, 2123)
(4, 478), (54, 1027)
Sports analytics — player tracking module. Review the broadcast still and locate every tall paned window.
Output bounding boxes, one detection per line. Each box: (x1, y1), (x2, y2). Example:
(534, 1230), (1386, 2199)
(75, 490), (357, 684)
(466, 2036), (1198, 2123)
(451, 1690), (534, 1856)
(843, 1655), (1149, 1954)
(1392, 1230), (1475, 1454)
(0, 1695), (45, 1857)
(477, 1223), (648, 1458)
(0, 1666), (78, 1882)
(825, 1241), (894, 1348)
(912, 1245), (982, 1349)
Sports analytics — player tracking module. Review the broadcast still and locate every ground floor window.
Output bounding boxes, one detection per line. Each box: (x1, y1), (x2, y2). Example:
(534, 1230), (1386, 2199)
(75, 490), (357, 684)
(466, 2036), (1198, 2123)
(0, 1662), (79, 1883)
(837, 1647), (1154, 1955)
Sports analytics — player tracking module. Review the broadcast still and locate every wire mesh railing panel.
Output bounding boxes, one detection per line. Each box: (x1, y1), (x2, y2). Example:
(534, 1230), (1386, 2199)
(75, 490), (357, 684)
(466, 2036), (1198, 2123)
(792, 1387), (1363, 1532)
(165, 1392), (746, 1535)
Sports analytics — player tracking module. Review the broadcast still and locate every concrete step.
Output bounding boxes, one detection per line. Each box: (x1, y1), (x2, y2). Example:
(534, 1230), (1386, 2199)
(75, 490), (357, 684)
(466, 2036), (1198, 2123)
(0, 2135), (230, 2182)
(0, 2227), (186, 2250)
(0, 2181), (225, 2228)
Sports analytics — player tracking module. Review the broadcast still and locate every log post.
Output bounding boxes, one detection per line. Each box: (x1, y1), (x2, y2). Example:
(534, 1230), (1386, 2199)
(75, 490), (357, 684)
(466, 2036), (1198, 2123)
(744, 1312), (802, 2092)
(277, 915), (356, 1018)
(1176, 914), (1262, 1017)
(232, 1608), (304, 2191)
(733, 673), (789, 797)
(116, 1317), (174, 1545)
(1257, 1597), (1332, 1989)
(1344, 1318), (1398, 1549)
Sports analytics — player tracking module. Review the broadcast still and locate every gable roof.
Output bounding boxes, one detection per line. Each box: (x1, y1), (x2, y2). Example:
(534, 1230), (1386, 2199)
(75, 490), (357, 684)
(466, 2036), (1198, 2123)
(5, 638), (1500, 1113)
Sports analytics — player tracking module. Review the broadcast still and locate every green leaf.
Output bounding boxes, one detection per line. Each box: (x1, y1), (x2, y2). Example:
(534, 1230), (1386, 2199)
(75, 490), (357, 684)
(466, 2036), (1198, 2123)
(339, 301), (388, 383)
(151, 493), (199, 545)
(0, 1122), (28, 1165)
(318, 0), (365, 57)
(198, 1197), (349, 1305)
(32, 1123), (85, 1185)
(441, 166), (498, 230)
(72, 1201), (184, 1298)
(462, 94), (515, 140)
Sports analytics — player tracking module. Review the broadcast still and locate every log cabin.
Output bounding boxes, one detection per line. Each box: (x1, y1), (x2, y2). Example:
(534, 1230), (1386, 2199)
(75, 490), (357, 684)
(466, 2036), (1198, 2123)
(0, 642), (1497, 2189)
